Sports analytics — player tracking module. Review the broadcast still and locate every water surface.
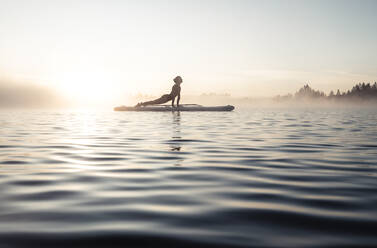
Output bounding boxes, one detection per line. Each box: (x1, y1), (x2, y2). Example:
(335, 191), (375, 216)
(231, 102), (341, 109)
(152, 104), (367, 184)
(1, 108), (377, 247)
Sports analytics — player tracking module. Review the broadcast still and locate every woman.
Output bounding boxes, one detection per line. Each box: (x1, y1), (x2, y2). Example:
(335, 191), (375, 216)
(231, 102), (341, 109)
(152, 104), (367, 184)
(136, 76), (182, 107)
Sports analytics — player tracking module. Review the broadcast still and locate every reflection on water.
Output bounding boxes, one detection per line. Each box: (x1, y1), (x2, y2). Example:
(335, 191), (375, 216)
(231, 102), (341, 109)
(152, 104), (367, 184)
(170, 111), (182, 153)
(0, 108), (377, 247)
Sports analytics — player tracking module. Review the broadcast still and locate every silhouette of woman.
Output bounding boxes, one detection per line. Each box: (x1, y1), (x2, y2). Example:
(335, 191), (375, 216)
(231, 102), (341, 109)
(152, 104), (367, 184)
(136, 76), (182, 107)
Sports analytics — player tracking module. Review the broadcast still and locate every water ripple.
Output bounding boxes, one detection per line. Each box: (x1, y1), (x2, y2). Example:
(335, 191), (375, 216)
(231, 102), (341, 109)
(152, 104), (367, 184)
(0, 109), (377, 247)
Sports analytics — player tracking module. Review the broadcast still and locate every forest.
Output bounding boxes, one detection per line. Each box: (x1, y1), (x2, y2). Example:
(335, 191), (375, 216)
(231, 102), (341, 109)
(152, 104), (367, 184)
(274, 82), (377, 102)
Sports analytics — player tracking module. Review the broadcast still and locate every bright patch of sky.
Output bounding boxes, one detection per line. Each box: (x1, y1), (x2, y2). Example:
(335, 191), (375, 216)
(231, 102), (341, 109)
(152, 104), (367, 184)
(0, 0), (376, 101)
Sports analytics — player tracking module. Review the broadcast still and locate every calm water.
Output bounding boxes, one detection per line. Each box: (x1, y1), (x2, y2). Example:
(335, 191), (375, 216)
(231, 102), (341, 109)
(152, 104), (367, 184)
(1, 108), (377, 247)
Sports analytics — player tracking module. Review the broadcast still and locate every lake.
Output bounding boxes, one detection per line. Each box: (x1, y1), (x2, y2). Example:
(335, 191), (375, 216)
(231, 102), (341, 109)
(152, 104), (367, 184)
(1, 108), (377, 247)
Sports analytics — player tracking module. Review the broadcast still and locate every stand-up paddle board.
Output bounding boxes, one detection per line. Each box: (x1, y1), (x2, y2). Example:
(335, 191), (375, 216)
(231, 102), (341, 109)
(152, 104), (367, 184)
(114, 104), (235, 112)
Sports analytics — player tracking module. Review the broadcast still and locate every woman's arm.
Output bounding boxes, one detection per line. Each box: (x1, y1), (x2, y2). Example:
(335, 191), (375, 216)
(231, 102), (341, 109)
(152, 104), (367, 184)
(171, 96), (175, 107)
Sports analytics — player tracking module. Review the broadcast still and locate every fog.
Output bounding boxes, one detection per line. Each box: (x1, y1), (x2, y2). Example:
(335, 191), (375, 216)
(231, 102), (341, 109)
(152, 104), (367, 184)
(1, 79), (376, 110)
(127, 93), (377, 110)
(0, 80), (67, 109)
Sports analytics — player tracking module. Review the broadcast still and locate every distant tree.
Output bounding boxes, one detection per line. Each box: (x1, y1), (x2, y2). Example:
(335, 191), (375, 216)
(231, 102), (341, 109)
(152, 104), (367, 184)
(352, 84), (360, 93)
(294, 84), (326, 99)
(274, 82), (377, 103)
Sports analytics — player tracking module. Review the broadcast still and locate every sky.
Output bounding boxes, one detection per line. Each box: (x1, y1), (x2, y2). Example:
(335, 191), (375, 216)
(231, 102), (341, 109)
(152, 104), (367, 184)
(0, 0), (377, 105)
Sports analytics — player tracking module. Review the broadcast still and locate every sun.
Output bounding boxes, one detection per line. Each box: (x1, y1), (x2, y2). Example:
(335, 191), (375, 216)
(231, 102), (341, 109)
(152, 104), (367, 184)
(56, 71), (113, 103)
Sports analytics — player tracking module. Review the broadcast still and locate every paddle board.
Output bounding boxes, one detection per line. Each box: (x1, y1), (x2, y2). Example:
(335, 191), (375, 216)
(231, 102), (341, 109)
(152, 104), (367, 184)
(114, 104), (235, 112)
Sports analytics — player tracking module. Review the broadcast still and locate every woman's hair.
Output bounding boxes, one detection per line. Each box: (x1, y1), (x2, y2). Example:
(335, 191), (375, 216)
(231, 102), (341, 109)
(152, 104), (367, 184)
(174, 76), (182, 83)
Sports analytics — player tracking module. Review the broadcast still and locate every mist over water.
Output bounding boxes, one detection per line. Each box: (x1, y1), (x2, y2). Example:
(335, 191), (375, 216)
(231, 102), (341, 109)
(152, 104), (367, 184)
(1, 108), (377, 247)
(1, 78), (377, 110)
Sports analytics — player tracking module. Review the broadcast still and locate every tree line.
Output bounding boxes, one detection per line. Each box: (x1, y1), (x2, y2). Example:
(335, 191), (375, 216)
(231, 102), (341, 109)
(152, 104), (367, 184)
(274, 82), (377, 102)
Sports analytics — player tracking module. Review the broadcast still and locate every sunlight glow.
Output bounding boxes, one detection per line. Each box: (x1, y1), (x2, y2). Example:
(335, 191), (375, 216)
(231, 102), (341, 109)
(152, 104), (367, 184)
(57, 71), (112, 101)
(0, 0), (376, 106)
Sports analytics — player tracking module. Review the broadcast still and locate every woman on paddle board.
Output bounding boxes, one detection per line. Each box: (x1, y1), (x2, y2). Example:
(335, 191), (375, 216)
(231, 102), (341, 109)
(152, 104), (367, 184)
(135, 76), (182, 107)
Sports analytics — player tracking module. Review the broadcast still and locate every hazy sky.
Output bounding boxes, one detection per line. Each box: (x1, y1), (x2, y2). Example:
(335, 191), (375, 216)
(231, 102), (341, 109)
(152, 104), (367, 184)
(1, 0), (376, 103)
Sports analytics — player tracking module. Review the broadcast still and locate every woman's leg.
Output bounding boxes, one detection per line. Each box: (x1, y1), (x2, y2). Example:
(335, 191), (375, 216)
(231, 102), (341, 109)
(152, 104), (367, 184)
(142, 94), (171, 106)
